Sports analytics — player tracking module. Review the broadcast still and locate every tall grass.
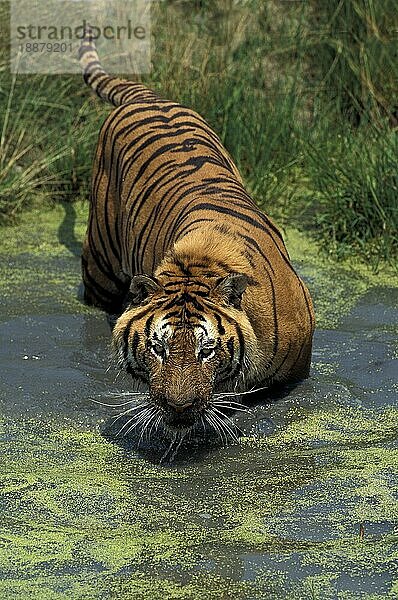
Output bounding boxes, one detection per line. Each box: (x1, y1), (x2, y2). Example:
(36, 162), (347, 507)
(0, 0), (396, 262)
(303, 124), (398, 264)
(307, 0), (398, 126)
(0, 69), (66, 218)
(0, 3), (108, 219)
(0, 68), (108, 221)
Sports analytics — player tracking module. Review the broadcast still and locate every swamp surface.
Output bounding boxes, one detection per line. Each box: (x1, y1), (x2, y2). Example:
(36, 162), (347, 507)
(0, 203), (397, 599)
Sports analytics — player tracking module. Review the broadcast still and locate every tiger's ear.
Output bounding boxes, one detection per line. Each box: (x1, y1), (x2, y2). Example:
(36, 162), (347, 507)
(214, 273), (249, 309)
(128, 275), (163, 306)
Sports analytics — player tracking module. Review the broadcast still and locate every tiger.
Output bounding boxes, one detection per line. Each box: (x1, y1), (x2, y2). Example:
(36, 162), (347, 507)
(79, 30), (315, 436)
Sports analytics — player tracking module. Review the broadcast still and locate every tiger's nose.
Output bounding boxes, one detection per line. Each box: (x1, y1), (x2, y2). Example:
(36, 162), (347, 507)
(167, 400), (193, 413)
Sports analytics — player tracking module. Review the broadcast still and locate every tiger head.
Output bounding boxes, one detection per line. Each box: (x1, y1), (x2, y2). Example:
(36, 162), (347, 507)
(112, 272), (257, 432)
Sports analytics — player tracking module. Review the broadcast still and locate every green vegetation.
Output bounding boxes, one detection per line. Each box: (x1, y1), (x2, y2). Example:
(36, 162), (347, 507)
(0, 0), (397, 263)
(1, 197), (398, 599)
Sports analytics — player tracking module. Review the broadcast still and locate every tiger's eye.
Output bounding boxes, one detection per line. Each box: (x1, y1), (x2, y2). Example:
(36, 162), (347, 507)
(152, 342), (165, 357)
(199, 347), (215, 360)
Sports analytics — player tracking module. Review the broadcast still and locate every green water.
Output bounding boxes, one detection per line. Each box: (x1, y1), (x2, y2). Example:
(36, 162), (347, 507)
(0, 204), (397, 599)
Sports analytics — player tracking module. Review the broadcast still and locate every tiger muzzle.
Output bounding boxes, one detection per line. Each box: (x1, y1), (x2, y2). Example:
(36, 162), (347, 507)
(155, 393), (209, 428)
(166, 399), (194, 413)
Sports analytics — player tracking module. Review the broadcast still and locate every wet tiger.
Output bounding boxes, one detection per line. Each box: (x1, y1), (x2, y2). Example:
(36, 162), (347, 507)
(79, 31), (315, 434)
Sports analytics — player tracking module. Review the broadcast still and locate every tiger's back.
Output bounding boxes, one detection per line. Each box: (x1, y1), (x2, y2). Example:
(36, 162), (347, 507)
(80, 31), (315, 426)
(84, 98), (245, 304)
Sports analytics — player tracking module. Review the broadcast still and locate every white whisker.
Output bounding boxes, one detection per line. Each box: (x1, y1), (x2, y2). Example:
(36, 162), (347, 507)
(212, 406), (244, 435)
(149, 413), (163, 441)
(146, 413), (158, 440)
(209, 408), (239, 443)
(168, 430), (187, 462)
(90, 397), (139, 408)
(214, 384), (269, 400)
(160, 432), (177, 464)
(104, 391), (146, 397)
(200, 415), (206, 434)
(110, 402), (150, 426)
(137, 408), (157, 448)
(204, 411), (226, 445)
(112, 370), (123, 382)
(122, 415), (147, 438)
(210, 401), (253, 414)
(121, 411), (152, 438)
(115, 405), (152, 437)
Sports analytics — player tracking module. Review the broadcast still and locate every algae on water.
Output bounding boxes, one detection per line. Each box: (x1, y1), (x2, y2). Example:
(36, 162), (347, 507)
(1, 205), (398, 598)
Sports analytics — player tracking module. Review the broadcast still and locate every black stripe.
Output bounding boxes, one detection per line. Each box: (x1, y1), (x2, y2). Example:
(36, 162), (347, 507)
(86, 235), (126, 292)
(163, 280), (210, 291)
(226, 337), (234, 360)
(175, 218), (213, 239)
(120, 126), (197, 178)
(122, 317), (135, 366)
(78, 44), (97, 59)
(82, 261), (122, 303)
(214, 313), (226, 335)
(163, 310), (181, 319)
(269, 342), (292, 380)
(144, 315), (154, 337)
(119, 112), (228, 185)
(84, 59), (103, 73)
(112, 110), (200, 178)
(182, 202), (269, 232)
(229, 323), (245, 380)
(299, 279), (315, 329)
(93, 103), (178, 202)
(85, 71), (106, 88)
(239, 232), (275, 275)
(184, 310), (206, 321)
(131, 331), (140, 361)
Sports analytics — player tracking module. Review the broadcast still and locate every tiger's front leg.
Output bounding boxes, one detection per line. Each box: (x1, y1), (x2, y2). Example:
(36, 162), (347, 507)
(81, 204), (129, 314)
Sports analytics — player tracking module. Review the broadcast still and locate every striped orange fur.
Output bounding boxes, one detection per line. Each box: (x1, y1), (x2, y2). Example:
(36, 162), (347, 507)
(79, 31), (315, 433)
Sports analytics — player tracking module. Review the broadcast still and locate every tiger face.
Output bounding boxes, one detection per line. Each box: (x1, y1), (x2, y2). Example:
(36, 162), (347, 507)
(112, 273), (257, 431)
